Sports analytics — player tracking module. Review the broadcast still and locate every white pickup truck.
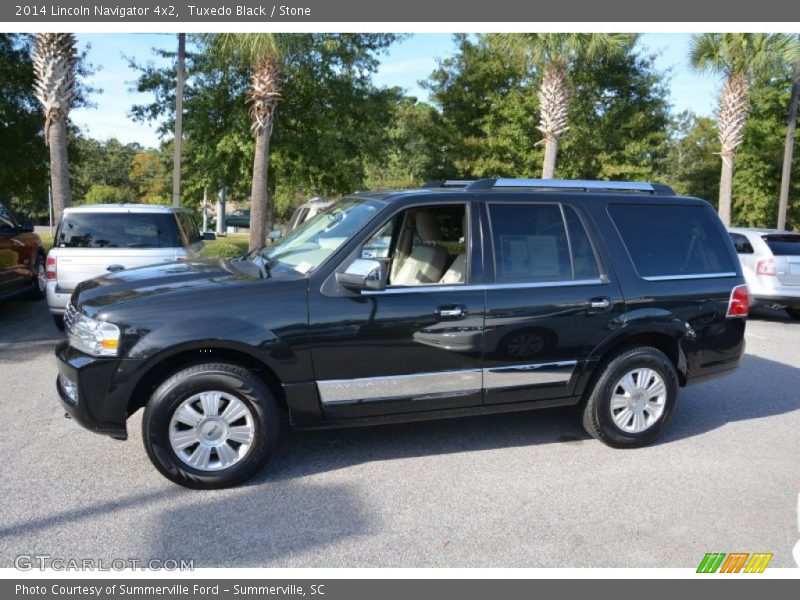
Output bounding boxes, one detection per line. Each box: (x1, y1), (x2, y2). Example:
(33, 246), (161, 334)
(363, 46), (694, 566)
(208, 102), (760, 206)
(46, 204), (212, 329)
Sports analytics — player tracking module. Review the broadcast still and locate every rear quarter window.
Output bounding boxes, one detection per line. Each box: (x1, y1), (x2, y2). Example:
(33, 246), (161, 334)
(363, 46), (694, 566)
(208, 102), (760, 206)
(608, 203), (735, 279)
(56, 212), (180, 248)
(762, 234), (800, 256)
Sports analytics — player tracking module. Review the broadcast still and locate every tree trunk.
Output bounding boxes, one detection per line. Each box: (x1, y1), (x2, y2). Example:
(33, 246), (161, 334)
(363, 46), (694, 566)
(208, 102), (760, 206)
(778, 50), (800, 230)
(542, 138), (558, 179)
(48, 117), (71, 223)
(718, 154), (735, 227)
(249, 126), (271, 252)
(172, 33), (186, 207)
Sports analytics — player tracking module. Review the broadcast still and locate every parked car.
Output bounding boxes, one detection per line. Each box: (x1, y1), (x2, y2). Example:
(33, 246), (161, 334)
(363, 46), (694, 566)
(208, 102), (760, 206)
(47, 204), (213, 329)
(0, 200), (46, 302)
(56, 179), (748, 488)
(286, 196), (332, 232)
(728, 227), (800, 319)
(210, 209), (250, 230)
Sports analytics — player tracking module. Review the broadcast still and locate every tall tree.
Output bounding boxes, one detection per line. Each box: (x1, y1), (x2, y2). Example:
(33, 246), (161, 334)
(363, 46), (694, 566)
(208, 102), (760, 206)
(172, 33), (185, 207)
(202, 33), (284, 251)
(0, 34), (49, 216)
(425, 34), (670, 183)
(689, 33), (798, 226)
(778, 39), (800, 230)
(500, 33), (633, 178)
(32, 33), (78, 224)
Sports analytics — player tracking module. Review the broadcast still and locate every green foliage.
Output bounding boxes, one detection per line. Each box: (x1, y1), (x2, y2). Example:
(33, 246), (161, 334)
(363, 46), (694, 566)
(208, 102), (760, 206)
(664, 111), (720, 203)
(419, 34), (670, 181)
(83, 184), (136, 204)
(733, 69), (800, 228)
(689, 33), (799, 79)
(0, 34), (49, 216)
(201, 237), (249, 258)
(70, 137), (142, 202)
(129, 34), (402, 217)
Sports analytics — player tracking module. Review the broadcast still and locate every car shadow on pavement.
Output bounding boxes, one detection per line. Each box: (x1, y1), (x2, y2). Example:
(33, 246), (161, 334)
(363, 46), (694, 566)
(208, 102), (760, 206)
(0, 299), (61, 344)
(246, 353), (798, 483)
(148, 481), (371, 567)
(667, 353), (800, 442)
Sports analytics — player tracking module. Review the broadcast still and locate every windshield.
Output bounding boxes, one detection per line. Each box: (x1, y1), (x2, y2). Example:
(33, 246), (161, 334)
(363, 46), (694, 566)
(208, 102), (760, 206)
(763, 234), (800, 256)
(260, 198), (383, 274)
(56, 212), (180, 248)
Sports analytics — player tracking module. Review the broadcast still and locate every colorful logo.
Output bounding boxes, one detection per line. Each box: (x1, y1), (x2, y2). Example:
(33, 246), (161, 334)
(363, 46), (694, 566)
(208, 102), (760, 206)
(696, 552), (773, 573)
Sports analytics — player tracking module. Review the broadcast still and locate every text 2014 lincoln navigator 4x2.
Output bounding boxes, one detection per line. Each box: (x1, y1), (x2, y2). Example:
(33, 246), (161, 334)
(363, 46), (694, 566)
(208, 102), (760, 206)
(55, 179), (749, 488)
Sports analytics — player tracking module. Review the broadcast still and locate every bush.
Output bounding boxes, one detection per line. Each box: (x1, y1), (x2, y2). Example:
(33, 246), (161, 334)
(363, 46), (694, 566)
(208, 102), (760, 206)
(201, 240), (247, 259)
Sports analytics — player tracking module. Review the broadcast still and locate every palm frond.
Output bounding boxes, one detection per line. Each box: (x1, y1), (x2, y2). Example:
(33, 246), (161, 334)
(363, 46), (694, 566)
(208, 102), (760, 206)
(32, 33), (78, 145)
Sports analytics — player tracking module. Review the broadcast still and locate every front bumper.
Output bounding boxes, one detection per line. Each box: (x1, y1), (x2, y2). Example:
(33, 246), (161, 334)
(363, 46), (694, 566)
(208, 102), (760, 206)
(55, 341), (137, 440)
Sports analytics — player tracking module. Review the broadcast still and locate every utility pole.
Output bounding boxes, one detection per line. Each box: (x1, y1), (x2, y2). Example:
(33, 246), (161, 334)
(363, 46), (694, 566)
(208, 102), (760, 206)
(171, 33), (186, 207)
(202, 187), (208, 231)
(778, 41), (800, 231)
(216, 185), (227, 236)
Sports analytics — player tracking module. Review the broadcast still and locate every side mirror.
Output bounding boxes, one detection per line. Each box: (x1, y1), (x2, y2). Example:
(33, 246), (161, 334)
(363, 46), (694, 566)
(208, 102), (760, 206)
(335, 258), (386, 292)
(202, 231), (216, 241)
(267, 229), (282, 240)
(20, 220), (34, 233)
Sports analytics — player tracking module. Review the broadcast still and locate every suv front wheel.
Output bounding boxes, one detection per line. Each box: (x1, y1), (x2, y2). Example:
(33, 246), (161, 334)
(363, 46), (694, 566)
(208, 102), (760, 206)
(142, 362), (280, 489)
(581, 346), (678, 448)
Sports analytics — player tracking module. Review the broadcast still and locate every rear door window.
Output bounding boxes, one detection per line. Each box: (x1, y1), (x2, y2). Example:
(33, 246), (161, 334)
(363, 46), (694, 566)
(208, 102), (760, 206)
(488, 203), (573, 283)
(56, 213), (180, 248)
(608, 204), (735, 279)
(762, 234), (800, 256)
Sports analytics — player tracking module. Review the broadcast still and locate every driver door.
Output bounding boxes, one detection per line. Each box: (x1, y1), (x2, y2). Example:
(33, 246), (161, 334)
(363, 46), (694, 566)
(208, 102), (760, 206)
(307, 200), (486, 420)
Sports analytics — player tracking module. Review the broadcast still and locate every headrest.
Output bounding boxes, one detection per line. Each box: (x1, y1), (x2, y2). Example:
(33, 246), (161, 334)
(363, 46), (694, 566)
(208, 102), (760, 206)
(415, 210), (440, 243)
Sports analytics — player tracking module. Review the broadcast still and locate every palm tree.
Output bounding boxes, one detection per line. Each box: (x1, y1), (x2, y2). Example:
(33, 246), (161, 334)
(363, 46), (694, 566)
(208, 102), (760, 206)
(32, 33), (78, 224)
(203, 34), (284, 251)
(778, 38), (800, 231)
(690, 33), (798, 226)
(501, 33), (633, 179)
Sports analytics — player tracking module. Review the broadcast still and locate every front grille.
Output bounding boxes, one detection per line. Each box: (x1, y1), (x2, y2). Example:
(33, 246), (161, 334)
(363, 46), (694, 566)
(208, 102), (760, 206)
(64, 302), (79, 334)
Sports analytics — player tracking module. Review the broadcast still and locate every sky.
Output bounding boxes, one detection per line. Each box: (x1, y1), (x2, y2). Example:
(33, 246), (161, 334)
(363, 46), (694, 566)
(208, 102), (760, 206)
(70, 33), (721, 150)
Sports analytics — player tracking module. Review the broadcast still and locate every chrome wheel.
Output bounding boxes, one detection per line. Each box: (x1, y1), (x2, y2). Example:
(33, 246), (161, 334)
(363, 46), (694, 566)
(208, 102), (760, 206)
(169, 390), (255, 471)
(609, 368), (667, 434)
(36, 262), (46, 292)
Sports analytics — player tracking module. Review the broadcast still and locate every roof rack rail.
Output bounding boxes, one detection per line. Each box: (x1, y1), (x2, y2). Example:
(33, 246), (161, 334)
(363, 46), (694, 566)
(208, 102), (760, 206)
(421, 180), (476, 189)
(464, 178), (676, 196)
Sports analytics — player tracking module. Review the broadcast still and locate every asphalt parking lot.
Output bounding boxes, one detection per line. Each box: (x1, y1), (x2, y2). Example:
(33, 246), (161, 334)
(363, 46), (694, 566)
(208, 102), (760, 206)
(0, 298), (798, 568)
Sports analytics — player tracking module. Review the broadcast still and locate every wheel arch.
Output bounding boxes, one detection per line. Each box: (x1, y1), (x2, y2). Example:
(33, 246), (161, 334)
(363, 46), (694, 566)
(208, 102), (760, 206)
(127, 343), (287, 418)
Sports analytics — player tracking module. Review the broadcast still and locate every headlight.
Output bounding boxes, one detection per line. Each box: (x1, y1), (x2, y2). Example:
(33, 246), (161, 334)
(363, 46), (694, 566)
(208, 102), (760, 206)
(68, 312), (121, 357)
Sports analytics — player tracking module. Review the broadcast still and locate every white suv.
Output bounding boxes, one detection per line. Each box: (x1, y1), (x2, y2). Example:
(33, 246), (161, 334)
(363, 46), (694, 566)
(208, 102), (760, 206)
(728, 227), (800, 319)
(47, 204), (212, 329)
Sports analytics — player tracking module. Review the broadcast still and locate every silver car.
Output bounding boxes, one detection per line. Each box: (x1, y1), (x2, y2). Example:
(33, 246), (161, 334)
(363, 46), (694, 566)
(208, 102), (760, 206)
(46, 204), (212, 329)
(728, 227), (800, 319)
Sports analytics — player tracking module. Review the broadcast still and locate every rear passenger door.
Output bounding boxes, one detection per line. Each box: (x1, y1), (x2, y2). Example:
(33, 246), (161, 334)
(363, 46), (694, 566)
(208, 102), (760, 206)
(482, 199), (625, 405)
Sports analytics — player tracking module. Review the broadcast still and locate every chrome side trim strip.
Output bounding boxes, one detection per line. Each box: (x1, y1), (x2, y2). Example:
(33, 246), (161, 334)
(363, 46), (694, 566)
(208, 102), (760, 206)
(484, 360), (576, 390)
(362, 278), (604, 296)
(317, 369), (482, 405)
(317, 360), (578, 405)
(642, 272), (737, 282)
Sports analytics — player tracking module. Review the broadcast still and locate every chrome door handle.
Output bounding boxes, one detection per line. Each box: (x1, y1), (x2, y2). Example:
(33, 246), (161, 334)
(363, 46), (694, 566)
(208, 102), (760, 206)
(587, 297), (611, 312)
(436, 305), (465, 319)
(106, 264), (125, 272)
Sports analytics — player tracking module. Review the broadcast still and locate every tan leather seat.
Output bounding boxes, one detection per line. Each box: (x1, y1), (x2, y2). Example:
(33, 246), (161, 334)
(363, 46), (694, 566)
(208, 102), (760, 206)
(392, 210), (447, 286)
(439, 213), (467, 284)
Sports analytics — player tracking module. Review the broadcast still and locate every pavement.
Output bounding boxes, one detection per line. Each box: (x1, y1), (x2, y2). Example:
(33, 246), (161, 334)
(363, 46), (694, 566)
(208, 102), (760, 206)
(0, 297), (798, 568)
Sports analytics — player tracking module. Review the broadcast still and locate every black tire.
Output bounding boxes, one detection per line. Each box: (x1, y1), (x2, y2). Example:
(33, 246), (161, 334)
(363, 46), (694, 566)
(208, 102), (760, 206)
(581, 346), (679, 448)
(786, 308), (800, 321)
(142, 362), (280, 489)
(25, 253), (46, 300)
(53, 315), (65, 331)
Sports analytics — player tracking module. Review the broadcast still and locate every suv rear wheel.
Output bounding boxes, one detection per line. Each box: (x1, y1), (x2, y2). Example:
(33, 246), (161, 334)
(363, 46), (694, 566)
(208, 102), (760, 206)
(142, 362), (279, 489)
(581, 346), (678, 448)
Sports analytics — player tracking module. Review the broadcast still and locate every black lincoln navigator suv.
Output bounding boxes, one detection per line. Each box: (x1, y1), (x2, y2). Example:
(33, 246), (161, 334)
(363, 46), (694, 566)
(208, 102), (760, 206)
(56, 179), (749, 488)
